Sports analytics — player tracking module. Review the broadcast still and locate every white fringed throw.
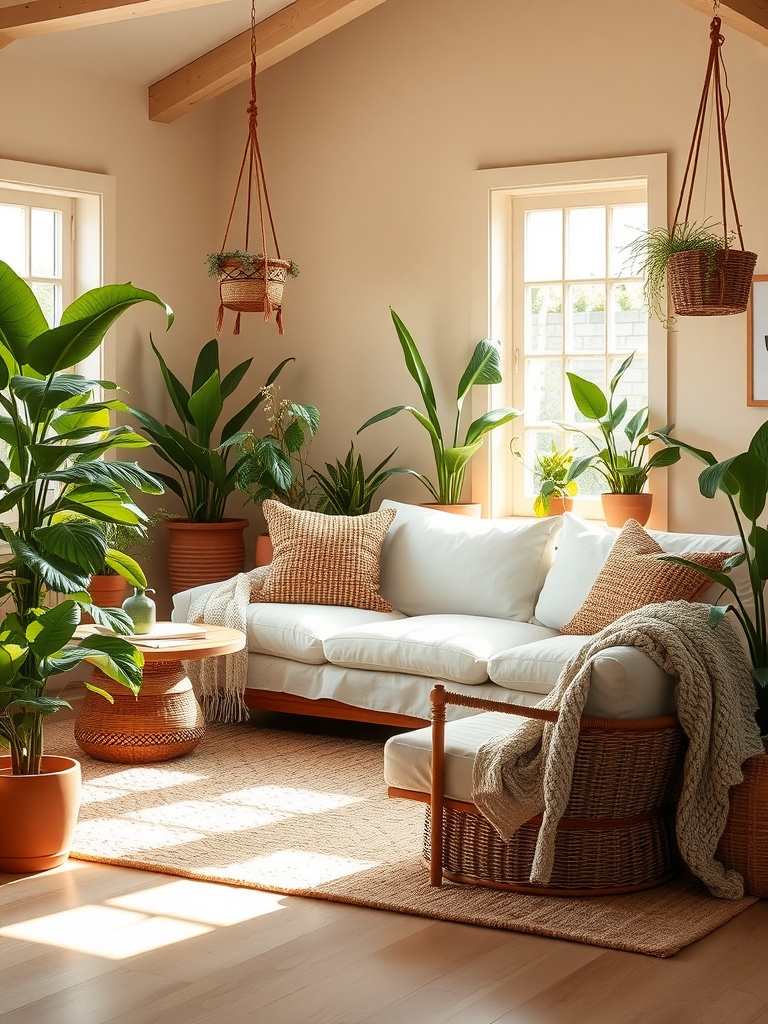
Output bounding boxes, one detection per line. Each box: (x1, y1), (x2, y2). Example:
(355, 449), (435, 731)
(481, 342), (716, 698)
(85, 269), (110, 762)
(186, 567), (270, 723)
(472, 601), (764, 899)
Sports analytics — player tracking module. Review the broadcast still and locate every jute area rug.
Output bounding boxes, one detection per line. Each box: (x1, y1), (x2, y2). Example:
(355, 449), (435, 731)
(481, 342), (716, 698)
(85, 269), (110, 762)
(47, 718), (757, 959)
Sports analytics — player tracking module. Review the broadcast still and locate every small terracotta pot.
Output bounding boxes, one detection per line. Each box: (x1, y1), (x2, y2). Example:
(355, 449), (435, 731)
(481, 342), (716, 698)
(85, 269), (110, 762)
(419, 503), (482, 517)
(166, 519), (248, 594)
(544, 496), (574, 517)
(255, 533), (273, 567)
(83, 574), (129, 623)
(0, 755), (82, 873)
(601, 492), (653, 528)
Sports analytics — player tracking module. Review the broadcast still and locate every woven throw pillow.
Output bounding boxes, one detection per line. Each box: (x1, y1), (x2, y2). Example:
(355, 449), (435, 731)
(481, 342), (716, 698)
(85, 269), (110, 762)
(259, 500), (397, 612)
(560, 518), (729, 635)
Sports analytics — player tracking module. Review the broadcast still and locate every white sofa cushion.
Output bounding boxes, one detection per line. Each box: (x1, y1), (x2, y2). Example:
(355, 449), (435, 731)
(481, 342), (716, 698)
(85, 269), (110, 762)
(245, 603), (406, 664)
(488, 636), (675, 718)
(378, 500), (559, 620)
(534, 512), (745, 630)
(322, 614), (557, 685)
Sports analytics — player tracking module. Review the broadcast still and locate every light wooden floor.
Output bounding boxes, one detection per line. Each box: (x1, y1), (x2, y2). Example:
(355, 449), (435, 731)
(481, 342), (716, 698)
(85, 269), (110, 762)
(2, 861), (768, 1024)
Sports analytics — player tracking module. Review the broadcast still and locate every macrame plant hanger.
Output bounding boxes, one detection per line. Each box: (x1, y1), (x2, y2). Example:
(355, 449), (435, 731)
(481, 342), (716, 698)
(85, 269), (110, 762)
(667, 4), (756, 316)
(214, 0), (291, 336)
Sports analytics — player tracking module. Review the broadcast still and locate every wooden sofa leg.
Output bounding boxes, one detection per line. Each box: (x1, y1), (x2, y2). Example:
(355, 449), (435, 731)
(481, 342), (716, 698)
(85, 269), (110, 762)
(430, 685), (447, 886)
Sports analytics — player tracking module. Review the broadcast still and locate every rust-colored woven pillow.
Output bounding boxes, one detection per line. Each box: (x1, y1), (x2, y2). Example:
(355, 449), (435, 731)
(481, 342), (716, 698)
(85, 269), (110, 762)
(560, 518), (729, 635)
(259, 500), (397, 612)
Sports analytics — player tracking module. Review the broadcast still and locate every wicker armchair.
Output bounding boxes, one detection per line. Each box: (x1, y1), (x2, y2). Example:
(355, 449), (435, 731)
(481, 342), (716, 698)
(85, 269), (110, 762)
(415, 685), (686, 896)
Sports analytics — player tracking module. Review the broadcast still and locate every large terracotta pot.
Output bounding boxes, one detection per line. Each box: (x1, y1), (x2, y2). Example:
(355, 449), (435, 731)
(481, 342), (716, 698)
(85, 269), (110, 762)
(0, 755), (82, 873)
(166, 518), (248, 594)
(601, 492), (653, 528)
(717, 752), (768, 897)
(419, 503), (482, 517)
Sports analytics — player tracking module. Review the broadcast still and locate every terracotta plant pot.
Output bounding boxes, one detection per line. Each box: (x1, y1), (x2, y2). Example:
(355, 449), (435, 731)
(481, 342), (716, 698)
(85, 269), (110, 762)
(601, 492), (652, 528)
(0, 755), (82, 873)
(83, 574), (129, 623)
(419, 503), (482, 517)
(544, 496), (574, 517)
(166, 518), (248, 595)
(255, 533), (273, 567)
(717, 752), (768, 897)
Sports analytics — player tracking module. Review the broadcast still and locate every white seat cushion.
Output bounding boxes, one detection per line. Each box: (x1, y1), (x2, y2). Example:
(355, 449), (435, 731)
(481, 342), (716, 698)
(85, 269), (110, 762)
(489, 636), (675, 718)
(323, 615), (557, 685)
(378, 500), (559, 620)
(534, 512), (746, 630)
(384, 712), (526, 802)
(245, 604), (406, 664)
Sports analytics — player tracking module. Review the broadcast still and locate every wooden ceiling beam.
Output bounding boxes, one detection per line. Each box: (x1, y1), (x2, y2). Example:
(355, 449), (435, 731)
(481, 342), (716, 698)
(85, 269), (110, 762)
(0, 0), (231, 40)
(679, 1), (768, 47)
(148, 0), (388, 123)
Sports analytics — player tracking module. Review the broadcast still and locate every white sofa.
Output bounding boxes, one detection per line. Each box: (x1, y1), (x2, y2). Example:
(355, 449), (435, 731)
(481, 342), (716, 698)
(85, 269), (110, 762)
(171, 500), (748, 730)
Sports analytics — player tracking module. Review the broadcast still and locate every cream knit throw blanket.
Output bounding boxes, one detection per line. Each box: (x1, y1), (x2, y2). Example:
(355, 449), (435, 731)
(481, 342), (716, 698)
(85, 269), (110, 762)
(472, 601), (764, 900)
(185, 567), (270, 724)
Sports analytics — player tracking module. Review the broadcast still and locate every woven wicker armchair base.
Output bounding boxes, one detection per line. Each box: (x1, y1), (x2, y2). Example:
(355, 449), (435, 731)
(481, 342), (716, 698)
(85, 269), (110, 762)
(393, 686), (686, 898)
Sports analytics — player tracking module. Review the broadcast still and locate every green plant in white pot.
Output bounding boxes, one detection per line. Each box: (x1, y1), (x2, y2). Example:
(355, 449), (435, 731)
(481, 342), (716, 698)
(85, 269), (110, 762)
(0, 261), (172, 782)
(358, 308), (521, 508)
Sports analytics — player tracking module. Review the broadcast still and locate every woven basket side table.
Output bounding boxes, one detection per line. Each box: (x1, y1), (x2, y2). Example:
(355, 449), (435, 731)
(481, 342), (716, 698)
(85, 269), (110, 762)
(74, 625), (245, 764)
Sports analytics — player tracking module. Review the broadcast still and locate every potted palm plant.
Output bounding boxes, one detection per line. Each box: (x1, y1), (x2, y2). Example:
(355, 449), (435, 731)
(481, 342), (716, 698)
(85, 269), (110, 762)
(358, 308), (521, 513)
(562, 351), (680, 526)
(0, 260), (172, 872)
(651, 422), (768, 897)
(130, 340), (292, 593)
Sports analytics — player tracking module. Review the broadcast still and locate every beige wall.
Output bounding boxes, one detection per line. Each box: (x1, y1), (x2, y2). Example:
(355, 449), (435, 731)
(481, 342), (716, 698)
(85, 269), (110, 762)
(212, 0), (768, 537)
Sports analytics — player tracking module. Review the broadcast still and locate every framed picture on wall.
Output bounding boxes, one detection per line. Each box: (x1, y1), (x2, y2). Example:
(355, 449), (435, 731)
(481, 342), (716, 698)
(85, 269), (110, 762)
(748, 275), (768, 406)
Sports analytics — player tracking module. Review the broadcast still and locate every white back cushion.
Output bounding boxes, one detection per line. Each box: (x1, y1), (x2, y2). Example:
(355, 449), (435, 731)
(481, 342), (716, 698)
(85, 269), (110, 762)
(378, 500), (560, 620)
(534, 512), (746, 630)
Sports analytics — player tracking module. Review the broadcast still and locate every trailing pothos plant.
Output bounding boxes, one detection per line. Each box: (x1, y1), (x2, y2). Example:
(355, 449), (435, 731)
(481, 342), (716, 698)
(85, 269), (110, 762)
(651, 423), (768, 735)
(358, 308), (520, 505)
(0, 260), (173, 774)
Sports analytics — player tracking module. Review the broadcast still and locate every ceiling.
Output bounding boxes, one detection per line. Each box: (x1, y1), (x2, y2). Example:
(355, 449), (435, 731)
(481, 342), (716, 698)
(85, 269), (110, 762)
(0, 0), (766, 123)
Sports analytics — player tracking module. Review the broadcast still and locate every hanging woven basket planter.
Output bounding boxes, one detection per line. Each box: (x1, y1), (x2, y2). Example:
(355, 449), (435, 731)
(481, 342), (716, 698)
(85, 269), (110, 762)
(666, 14), (757, 318)
(667, 247), (756, 317)
(209, 0), (298, 336)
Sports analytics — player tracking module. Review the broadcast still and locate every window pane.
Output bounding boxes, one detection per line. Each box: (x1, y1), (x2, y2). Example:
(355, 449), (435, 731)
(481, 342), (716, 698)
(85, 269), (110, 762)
(524, 210), (562, 281)
(611, 282), (647, 352)
(0, 204), (25, 274)
(30, 282), (60, 328)
(611, 203), (648, 277)
(567, 284), (605, 353)
(525, 285), (563, 353)
(31, 207), (59, 278)
(610, 353), (648, 421)
(524, 357), (563, 423)
(570, 431), (606, 495)
(566, 207), (605, 279)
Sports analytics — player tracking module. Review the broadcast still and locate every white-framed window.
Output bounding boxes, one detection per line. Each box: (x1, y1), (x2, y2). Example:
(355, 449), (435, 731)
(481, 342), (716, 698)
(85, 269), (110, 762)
(0, 160), (116, 530)
(470, 154), (669, 527)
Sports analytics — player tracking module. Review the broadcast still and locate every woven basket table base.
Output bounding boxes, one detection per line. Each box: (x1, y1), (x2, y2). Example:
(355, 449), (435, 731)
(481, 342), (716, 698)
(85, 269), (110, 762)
(75, 661), (206, 764)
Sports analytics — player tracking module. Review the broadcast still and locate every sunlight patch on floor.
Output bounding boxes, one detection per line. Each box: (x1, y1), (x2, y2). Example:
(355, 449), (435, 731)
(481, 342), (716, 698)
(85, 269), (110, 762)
(222, 849), (378, 887)
(74, 818), (207, 852)
(79, 766), (208, 804)
(0, 904), (212, 959)
(223, 785), (365, 814)
(128, 800), (289, 832)
(107, 879), (287, 925)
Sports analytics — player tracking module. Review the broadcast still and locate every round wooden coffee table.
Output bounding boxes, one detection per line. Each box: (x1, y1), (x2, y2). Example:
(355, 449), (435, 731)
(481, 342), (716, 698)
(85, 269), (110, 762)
(74, 625), (246, 764)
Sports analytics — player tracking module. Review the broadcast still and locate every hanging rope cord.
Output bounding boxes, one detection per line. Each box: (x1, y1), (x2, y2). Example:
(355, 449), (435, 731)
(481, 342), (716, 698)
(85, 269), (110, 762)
(217, 0), (283, 333)
(672, 16), (745, 252)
